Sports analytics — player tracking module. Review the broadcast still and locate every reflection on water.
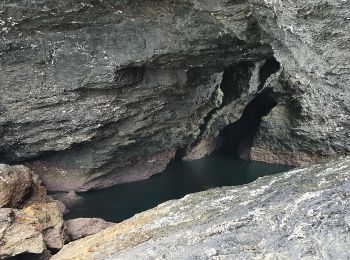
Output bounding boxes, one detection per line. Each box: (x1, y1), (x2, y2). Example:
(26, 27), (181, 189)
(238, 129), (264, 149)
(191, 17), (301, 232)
(66, 153), (293, 222)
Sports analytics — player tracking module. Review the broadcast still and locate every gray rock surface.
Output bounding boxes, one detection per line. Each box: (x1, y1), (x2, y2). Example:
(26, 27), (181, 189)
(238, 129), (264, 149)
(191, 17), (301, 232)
(249, 0), (350, 165)
(53, 156), (350, 260)
(0, 0), (349, 191)
(66, 218), (114, 241)
(0, 0), (272, 191)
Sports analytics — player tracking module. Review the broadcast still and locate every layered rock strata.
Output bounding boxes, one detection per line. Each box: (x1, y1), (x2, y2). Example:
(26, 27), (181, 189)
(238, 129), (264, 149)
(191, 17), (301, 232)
(248, 0), (350, 165)
(0, 0), (349, 190)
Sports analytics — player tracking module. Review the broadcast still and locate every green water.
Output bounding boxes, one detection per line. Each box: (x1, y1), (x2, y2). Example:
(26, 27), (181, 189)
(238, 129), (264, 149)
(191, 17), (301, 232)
(66, 153), (292, 222)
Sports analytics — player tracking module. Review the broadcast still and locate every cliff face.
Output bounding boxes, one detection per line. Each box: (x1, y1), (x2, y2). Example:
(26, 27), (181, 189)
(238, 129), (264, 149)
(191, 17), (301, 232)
(0, 0), (349, 191)
(53, 156), (350, 260)
(249, 0), (350, 165)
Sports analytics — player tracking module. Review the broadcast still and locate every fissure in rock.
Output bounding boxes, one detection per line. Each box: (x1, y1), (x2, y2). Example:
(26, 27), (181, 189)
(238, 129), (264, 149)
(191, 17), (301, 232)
(217, 87), (278, 159)
(181, 58), (280, 161)
(258, 58), (281, 90)
(177, 61), (256, 158)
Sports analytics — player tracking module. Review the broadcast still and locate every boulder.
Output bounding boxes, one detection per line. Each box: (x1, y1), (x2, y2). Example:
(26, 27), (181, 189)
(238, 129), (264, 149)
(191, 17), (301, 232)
(0, 164), (68, 258)
(65, 218), (114, 241)
(50, 191), (84, 209)
(53, 156), (350, 259)
(0, 164), (33, 208)
(0, 202), (68, 258)
(0, 208), (45, 257)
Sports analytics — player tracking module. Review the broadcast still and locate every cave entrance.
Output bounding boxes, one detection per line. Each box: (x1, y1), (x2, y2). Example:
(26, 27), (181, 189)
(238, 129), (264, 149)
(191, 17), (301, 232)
(216, 87), (277, 160)
(214, 57), (280, 160)
(179, 58), (281, 161)
(258, 58), (281, 90)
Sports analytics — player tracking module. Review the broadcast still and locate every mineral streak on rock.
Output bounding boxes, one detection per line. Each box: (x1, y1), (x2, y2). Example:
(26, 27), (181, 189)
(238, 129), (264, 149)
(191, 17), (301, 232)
(52, 156), (350, 260)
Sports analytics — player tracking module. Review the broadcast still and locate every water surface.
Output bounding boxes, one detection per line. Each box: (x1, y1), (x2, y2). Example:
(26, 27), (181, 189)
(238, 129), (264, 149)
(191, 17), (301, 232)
(66, 153), (292, 222)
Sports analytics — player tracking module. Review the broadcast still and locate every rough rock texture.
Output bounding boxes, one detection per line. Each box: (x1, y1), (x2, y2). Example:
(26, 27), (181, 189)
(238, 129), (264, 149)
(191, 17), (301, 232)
(0, 202), (68, 258)
(66, 218), (114, 241)
(0, 164), (68, 258)
(0, 164), (33, 208)
(248, 0), (350, 165)
(0, 0), (272, 191)
(0, 0), (349, 191)
(53, 156), (350, 259)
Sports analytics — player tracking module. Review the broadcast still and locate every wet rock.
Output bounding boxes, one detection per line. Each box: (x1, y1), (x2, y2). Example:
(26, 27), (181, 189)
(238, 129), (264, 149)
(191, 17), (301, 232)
(50, 191), (84, 209)
(53, 156), (350, 259)
(65, 218), (114, 241)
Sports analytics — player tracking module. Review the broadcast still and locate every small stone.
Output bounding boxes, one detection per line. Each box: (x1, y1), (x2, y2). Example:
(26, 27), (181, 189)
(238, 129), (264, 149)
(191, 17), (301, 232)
(65, 218), (114, 241)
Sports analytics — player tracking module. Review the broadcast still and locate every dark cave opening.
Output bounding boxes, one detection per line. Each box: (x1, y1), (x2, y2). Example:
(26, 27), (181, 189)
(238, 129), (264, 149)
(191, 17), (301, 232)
(176, 61), (257, 159)
(216, 87), (277, 159)
(178, 58), (281, 160)
(220, 61), (255, 105)
(214, 57), (280, 159)
(258, 58), (281, 90)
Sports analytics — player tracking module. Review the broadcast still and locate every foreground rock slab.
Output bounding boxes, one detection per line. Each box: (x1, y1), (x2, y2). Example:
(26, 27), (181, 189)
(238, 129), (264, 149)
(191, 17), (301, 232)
(53, 156), (350, 260)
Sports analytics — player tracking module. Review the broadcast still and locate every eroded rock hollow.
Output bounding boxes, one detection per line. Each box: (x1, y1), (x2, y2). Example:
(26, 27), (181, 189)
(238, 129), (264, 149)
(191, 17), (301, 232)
(0, 0), (349, 191)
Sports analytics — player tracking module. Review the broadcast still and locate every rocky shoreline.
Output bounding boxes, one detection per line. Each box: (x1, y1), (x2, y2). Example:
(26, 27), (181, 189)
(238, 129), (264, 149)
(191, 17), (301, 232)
(2, 156), (349, 259)
(0, 164), (113, 259)
(53, 156), (350, 259)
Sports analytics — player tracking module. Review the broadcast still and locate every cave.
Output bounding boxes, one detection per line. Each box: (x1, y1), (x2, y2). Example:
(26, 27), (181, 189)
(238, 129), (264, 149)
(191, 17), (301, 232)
(220, 61), (256, 105)
(212, 57), (280, 160)
(216, 87), (278, 160)
(258, 58), (281, 90)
